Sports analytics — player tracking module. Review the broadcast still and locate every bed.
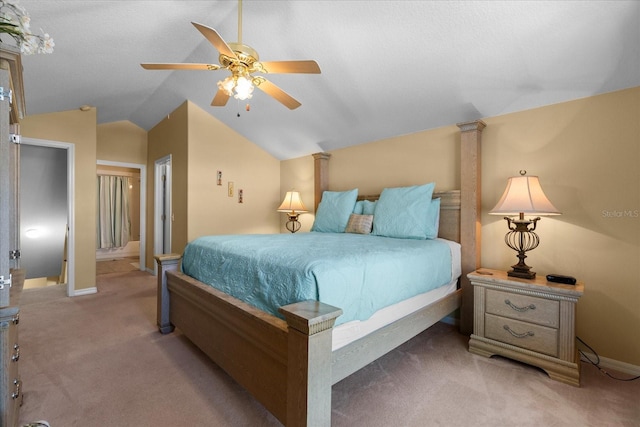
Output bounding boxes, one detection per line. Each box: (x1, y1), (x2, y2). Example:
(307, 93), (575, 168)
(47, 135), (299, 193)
(155, 120), (485, 426)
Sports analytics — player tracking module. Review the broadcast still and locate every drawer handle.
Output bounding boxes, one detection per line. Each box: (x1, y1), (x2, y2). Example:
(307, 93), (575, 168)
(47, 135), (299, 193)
(504, 299), (536, 312)
(503, 324), (534, 338)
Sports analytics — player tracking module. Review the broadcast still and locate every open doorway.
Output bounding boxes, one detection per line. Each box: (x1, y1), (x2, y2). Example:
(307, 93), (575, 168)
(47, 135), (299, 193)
(96, 160), (146, 274)
(21, 138), (75, 295)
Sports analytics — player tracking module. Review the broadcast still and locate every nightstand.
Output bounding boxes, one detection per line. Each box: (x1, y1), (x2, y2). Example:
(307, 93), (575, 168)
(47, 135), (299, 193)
(468, 269), (584, 386)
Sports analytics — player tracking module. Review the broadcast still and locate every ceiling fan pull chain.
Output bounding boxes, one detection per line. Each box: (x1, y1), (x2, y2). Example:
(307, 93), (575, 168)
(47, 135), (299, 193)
(237, 98), (241, 117)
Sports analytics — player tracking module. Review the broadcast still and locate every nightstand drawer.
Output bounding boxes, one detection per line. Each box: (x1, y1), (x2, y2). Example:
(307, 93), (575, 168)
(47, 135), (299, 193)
(486, 289), (559, 328)
(485, 314), (558, 357)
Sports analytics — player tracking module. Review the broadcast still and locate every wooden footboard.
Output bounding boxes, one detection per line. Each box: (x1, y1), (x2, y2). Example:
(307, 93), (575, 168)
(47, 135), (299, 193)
(155, 254), (460, 426)
(155, 254), (343, 426)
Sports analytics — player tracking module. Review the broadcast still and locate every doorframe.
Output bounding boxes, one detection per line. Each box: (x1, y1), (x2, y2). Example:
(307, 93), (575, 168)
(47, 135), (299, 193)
(154, 155), (172, 275)
(22, 137), (75, 296)
(96, 160), (147, 272)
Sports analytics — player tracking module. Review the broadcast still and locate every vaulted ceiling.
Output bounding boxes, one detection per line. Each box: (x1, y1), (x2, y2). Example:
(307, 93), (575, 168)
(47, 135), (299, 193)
(15, 1), (640, 160)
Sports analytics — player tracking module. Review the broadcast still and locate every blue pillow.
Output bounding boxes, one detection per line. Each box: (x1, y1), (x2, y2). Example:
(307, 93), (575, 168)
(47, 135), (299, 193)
(311, 189), (359, 233)
(353, 200), (364, 214)
(372, 183), (436, 239)
(362, 200), (377, 215)
(426, 198), (440, 239)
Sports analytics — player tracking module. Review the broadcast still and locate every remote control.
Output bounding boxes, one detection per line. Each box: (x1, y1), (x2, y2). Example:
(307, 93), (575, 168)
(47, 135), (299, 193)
(546, 274), (576, 285)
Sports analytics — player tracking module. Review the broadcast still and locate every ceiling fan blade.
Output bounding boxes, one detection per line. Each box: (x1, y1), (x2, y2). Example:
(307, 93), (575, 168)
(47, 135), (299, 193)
(259, 60), (321, 74)
(211, 89), (230, 107)
(141, 63), (221, 71)
(191, 22), (237, 59)
(255, 79), (301, 110)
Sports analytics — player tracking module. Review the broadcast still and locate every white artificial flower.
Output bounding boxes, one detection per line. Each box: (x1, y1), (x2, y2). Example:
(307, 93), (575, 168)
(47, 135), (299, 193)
(41, 33), (54, 53)
(1, 0), (53, 54)
(20, 34), (36, 54)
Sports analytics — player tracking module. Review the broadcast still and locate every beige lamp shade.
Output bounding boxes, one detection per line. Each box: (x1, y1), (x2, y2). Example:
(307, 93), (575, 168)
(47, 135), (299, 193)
(277, 191), (307, 213)
(489, 174), (560, 216)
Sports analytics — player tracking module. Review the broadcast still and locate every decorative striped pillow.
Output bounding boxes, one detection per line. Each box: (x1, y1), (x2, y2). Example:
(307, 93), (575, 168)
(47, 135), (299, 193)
(345, 214), (374, 234)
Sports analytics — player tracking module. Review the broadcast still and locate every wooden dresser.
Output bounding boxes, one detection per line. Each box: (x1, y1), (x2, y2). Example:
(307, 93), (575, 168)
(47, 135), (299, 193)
(0, 270), (24, 427)
(468, 269), (584, 386)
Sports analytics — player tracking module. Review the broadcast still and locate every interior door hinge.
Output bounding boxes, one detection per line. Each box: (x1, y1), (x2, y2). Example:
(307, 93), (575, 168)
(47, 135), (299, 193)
(0, 86), (12, 104)
(9, 249), (20, 260)
(0, 274), (12, 290)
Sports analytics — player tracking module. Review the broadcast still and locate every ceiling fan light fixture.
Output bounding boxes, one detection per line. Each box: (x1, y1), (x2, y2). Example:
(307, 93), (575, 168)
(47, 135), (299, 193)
(217, 73), (254, 100)
(218, 76), (236, 96)
(234, 74), (254, 100)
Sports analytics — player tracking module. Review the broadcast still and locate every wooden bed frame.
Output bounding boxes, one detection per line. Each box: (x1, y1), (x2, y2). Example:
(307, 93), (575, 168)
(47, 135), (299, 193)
(155, 121), (485, 426)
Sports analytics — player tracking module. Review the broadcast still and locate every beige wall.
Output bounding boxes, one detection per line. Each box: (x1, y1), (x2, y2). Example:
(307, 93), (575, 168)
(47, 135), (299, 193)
(187, 102), (280, 239)
(279, 155), (315, 233)
(280, 86), (640, 366)
(481, 87), (640, 367)
(20, 108), (98, 293)
(24, 102), (282, 273)
(146, 102), (189, 270)
(146, 101), (281, 269)
(327, 124), (461, 193)
(97, 120), (147, 164)
(280, 125), (461, 233)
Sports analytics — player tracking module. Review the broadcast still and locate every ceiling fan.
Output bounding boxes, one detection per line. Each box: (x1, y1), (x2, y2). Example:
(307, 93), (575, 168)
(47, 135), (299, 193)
(140, 0), (320, 110)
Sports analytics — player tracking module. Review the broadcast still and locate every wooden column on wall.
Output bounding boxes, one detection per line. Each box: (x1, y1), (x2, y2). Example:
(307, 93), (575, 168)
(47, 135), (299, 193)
(457, 120), (485, 336)
(313, 152), (331, 212)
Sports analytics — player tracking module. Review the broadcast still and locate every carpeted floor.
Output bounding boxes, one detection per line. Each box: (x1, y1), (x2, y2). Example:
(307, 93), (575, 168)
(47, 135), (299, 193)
(16, 270), (640, 426)
(96, 257), (140, 275)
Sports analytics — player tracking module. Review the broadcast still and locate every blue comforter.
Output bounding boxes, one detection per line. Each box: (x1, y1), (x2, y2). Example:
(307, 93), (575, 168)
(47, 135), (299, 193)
(181, 232), (453, 325)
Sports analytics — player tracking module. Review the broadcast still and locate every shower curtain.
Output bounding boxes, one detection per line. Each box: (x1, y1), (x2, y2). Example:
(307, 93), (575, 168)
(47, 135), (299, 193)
(97, 175), (131, 249)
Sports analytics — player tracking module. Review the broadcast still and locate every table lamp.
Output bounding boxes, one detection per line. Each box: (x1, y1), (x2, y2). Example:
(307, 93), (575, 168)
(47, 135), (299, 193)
(277, 191), (307, 233)
(489, 171), (561, 279)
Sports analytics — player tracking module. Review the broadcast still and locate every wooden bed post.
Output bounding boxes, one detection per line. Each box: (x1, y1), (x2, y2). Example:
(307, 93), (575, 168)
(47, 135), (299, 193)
(457, 120), (485, 335)
(154, 254), (181, 334)
(313, 152), (331, 212)
(279, 300), (342, 427)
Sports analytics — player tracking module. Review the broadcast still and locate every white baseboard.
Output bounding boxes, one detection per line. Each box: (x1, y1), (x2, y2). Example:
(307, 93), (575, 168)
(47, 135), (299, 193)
(580, 351), (640, 376)
(71, 287), (97, 297)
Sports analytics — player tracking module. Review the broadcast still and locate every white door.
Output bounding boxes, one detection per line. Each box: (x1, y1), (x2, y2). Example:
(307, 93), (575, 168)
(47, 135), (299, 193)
(154, 155), (172, 274)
